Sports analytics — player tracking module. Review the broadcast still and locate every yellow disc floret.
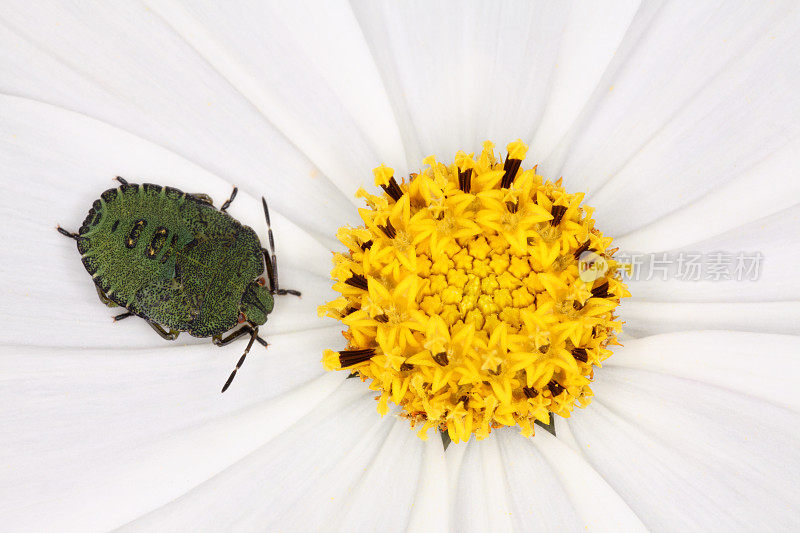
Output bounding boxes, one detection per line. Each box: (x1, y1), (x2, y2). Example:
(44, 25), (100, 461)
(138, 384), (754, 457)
(319, 140), (629, 443)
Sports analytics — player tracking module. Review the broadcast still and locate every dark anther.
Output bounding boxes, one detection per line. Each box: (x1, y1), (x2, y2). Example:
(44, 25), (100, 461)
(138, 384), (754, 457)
(547, 381), (565, 396)
(523, 387), (539, 399)
(379, 220), (397, 239)
(339, 348), (376, 367)
(360, 240), (373, 251)
(342, 306), (358, 317)
(381, 176), (404, 202)
(345, 273), (369, 290)
(572, 347), (588, 363)
(458, 168), (473, 193)
(591, 281), (611, 299)
(506, 201), (518, 214)
(374, 314), (389, 323)
(501, 155), (522, 189)
(573, 240), (591, 259)
(458, 395), (469, 405)
(400, 363), (413, 371)
(550, 205), (567, 226)
(573, 300), (584, 311)
(433, 352), (449, 366)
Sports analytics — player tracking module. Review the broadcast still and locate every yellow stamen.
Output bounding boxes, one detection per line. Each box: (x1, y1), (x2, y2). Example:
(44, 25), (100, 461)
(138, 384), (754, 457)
(319, 140), (629, 443)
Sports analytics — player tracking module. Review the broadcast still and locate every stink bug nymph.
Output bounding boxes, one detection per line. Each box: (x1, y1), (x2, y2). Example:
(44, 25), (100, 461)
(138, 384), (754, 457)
(58, 177), (300, 392)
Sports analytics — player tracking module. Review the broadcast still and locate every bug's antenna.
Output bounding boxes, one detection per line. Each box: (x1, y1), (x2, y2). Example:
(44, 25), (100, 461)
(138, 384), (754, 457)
(261, 197), (301, 297)
(115, 176), (129, 185)
(221, 326), (259, 393)
(261, 197), (278, 284)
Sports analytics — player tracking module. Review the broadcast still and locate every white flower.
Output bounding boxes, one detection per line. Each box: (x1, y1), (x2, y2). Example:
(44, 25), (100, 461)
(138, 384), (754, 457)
(1, 1), (799, 531)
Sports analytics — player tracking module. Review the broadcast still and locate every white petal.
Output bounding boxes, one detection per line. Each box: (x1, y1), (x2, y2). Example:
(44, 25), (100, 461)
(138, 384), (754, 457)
(449, 438), (514, 532)
(570, 359), (800, 529)
(0, 341), (345, 531)
(496, 430), (588, 531)
(0, 95), (335, 347)
(620, 300), (800, 337)
(532, 431), (646, 532)
(531, 0), (640, 158)
(623, 204), (800, 302)
(604, 331), (800, 411)
(617, 136), (800, 253)
(121, 380), (427, 531)
(351, 0), (571, 164)
(543, 2), (800, 236)
(142, 0), (407, 196)
(448, 429), (598, 531)
(406, 437), (449, 532)
(0, 2), (358, 235)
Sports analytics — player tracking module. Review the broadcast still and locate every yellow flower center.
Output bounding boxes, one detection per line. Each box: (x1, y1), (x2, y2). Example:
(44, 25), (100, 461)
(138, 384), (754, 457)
(319, 140), (629, 443)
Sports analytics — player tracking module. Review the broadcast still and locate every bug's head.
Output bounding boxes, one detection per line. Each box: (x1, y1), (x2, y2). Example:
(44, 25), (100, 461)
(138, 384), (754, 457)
(240, 278), (274, 325)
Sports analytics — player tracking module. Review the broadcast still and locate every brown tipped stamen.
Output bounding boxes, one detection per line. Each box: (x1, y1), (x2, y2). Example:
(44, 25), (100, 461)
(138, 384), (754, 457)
(345, 273), (368, 290)
(547, 381), (565, 396)
(573, 240), (591, 259)
(360, 240), (373, 251)
(550, 205), (567, 226)
(523, 387), (539, 399)
(458, 168), (472, 192)
(339, 348), (376, 367)
(501, 154), (522, 189)
(572, 347), (588, 363)
(506, 201), (518, 214)
(381, 176), (404, 202)
(400, 363), (413, 371)
(374, 314), (389, 323)
(433, 352), (449, 366)
(379, 220), (397, 239)
(591, 281), (611, 299)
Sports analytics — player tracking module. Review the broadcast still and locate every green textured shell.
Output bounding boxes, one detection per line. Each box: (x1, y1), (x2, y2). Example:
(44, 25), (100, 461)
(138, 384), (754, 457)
(76, 183), (265, 337)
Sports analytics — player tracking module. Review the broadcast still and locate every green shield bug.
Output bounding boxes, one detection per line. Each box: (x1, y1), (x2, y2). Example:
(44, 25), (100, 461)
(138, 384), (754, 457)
(57, 177), (300, 392)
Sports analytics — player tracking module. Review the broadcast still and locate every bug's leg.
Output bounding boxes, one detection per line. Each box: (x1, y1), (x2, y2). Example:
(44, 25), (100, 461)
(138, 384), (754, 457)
(220, 186), (238, 212)
(212, 325), (253, 347)
(115, 176), (129, 186)
(261, 197), (301, 297)
(95, 285), (117, 307)
(189, 193), (214, 205)
(213, 324), (269, 348)
(147, 321), (180, 341)
(219, 325), (261, 393)
(113, 311), (133, 321)
(262, 250), (302, 297)
(56, 226), (80, 240)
